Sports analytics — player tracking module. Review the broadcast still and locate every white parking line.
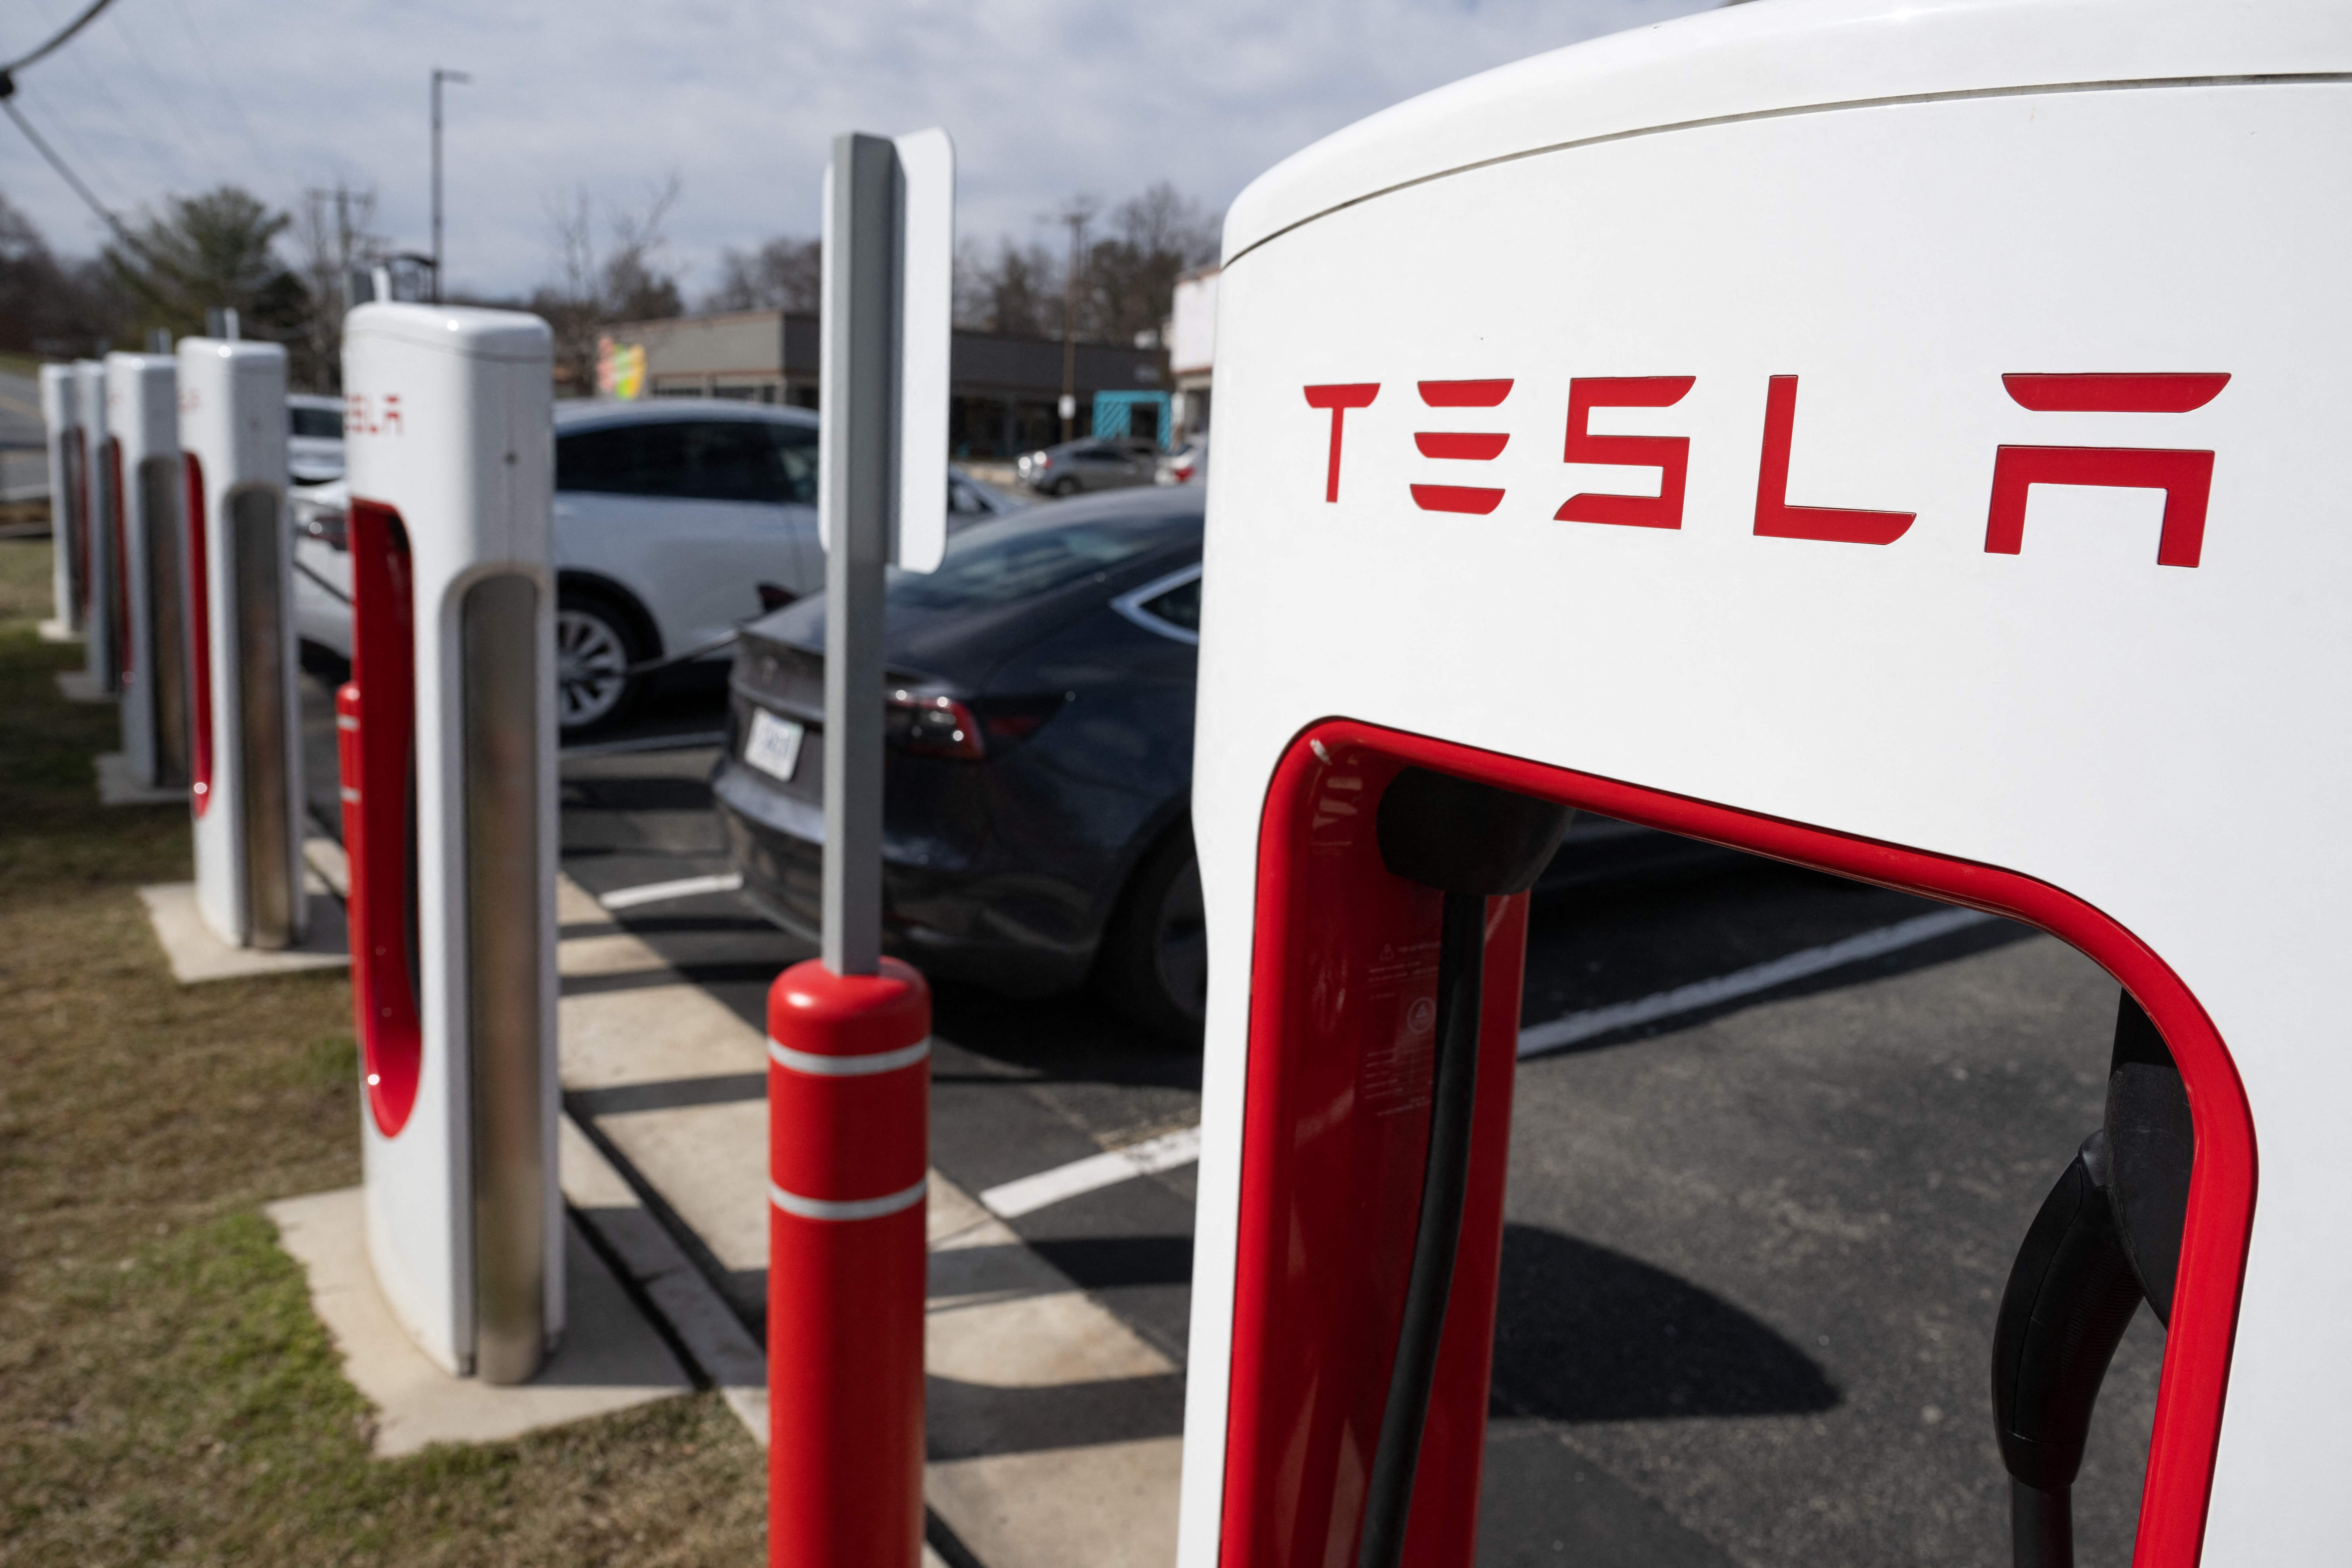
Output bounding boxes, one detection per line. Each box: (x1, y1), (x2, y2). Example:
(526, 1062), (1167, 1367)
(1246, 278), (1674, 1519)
(980, 1125), (1204, 1219)
(597, 871), (745, 911)
(1515, 905), (1997, 1059)
(966, 907), (2002, 1220)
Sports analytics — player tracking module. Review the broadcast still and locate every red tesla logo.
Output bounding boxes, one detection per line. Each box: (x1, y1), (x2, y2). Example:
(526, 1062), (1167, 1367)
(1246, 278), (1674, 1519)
(346, 392), (404, 437)
(1304, 371), (2229, 566)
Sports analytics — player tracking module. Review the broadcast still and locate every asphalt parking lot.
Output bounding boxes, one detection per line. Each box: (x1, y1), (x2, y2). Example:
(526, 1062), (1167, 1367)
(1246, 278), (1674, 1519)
(300, 673), (2164, 1568)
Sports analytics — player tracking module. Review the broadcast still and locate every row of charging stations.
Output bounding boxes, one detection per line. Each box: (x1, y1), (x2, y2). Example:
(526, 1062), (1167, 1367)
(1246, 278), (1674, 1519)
(38, 313), (560, 1386)
(1180, 2), (2341, 1566)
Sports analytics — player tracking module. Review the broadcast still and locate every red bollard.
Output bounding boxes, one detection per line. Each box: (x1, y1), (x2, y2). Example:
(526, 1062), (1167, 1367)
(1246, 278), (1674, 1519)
(768, 957), (931, 1568)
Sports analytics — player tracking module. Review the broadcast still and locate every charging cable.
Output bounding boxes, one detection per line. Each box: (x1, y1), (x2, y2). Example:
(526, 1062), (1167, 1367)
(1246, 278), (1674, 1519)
(1359, 767), (1572, 1568)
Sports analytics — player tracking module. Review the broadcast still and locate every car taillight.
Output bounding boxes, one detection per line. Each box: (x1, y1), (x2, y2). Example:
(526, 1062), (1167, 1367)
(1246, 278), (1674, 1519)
(887, 690), (985, 759)
(1173, 462), (1195, 482)
(885, 690), (1069, 759)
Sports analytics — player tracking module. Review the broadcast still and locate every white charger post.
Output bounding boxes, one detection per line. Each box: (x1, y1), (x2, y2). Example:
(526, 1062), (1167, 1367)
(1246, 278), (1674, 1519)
(1178, 4), (2338, 1567)
(179, 338), (306, 949)
(339, 303), (561, 1383)
(106, 351), (192, 790)
(39, 363), (85, 641)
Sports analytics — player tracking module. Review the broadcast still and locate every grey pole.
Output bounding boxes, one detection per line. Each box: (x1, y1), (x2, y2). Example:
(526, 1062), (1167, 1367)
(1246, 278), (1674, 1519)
(430, 69), (470, 303)
(820, 133), (901, 977)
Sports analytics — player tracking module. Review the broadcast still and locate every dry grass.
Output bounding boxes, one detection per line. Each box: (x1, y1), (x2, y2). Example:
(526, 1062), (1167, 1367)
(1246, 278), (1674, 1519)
(0, 536), (765, 1565)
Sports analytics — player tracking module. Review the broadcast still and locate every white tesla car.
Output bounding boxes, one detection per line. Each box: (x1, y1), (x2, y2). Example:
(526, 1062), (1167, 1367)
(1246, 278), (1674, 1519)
(291, 399), (1023, 733)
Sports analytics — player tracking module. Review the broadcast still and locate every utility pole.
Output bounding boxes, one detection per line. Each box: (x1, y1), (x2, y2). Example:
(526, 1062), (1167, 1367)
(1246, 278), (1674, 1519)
(431, 68), (471, 303)
(1057, 199), (1094, 444)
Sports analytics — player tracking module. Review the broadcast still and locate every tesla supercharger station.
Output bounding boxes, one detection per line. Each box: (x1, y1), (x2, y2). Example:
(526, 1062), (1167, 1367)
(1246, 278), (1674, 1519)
(180, 338), (307, 950)
(339, 303), (561, 1384)
(74, 357), (117, 692)
(40, 362), (86, 639)
(107, 352), (191, 790)
(1177, 3), (2345, 1566)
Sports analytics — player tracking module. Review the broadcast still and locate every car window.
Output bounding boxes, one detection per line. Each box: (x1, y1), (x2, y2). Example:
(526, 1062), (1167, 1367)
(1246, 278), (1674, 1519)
(1139, 575), (1200, 632)
(769, 423), (818, 505)
(289, 407), (343, 439)
(949, 478), (987, 515)
(557, 419), (813, 504)
(888, 512), (1190, 610)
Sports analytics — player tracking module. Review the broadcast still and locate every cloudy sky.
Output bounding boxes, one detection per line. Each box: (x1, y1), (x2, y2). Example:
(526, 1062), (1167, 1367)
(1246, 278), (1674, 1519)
(1, 0), (1715, 300)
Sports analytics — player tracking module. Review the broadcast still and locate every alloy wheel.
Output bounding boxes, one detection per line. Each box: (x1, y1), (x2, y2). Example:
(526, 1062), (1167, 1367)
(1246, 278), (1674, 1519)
(555, 606), (631, 729)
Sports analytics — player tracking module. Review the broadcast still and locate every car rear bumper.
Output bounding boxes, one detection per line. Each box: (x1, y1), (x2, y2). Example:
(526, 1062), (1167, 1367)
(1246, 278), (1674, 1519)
(711, 754), (1099, 998)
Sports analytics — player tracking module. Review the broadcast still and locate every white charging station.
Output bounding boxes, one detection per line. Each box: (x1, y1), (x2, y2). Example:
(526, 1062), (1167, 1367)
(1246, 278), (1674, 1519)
(179, 338), (306, 950)
(339, 302), (561, 1383)
(40, 362), (85, 639)
(73, 357), (116, 692)
(106, 352), (191, 790)
(1179, 3), (2343, 1566)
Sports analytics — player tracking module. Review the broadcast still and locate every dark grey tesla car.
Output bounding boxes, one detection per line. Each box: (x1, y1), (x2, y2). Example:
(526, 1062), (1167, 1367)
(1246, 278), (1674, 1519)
(713, 487), (1208, 1041)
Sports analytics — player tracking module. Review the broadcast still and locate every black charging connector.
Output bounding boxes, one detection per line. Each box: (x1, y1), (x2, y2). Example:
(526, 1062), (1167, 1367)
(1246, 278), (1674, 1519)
(1990, 994), (2194, 1568)
(1357, 768), (1572, 1568)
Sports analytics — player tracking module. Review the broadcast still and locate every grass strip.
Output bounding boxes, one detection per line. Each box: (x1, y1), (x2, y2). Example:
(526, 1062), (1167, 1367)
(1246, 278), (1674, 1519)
(0, 536), (765, 1565)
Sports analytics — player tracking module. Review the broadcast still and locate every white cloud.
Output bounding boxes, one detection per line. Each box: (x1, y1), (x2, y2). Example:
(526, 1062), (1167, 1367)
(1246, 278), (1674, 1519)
(0, 0), (1713, 299)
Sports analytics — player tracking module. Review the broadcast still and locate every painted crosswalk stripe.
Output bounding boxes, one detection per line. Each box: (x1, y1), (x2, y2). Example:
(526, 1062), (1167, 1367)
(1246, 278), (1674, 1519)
(980, 1125), (1205, 1219)
(598, 871), (744, 911)
(1514, 906), (1997, 1060)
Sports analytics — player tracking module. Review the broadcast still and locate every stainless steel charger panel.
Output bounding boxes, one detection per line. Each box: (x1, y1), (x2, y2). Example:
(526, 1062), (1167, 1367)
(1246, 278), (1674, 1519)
(230, 485), (294, 948)
(140, 455), (191, 787)
(461, 570), (547, 1384)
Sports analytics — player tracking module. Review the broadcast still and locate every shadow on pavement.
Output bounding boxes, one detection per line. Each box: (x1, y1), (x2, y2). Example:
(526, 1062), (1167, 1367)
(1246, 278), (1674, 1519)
(926, 1371), (1186, 1460)
(1490, 1223), (1839, 1423)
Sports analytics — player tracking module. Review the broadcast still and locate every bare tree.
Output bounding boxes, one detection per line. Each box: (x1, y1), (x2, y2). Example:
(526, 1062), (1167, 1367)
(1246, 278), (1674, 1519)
(0, 191), (130, 356)
(704, 236), (821, 314)
(953, 236), (1063, 338)
(1082, 182), (1218, 346)
(942, 182), (1218, 346)
(288, 182), (384, 391)
(532, 173), (686, 393)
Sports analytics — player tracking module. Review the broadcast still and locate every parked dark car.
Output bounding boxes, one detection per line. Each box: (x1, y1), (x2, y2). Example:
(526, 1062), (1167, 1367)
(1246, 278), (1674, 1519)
(714, 487), (1209, 1040)
(713, 489), (1738, 1043)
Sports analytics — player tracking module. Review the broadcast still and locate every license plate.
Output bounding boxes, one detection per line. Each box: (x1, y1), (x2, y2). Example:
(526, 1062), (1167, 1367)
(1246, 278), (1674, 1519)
(743, 708), (806, 782)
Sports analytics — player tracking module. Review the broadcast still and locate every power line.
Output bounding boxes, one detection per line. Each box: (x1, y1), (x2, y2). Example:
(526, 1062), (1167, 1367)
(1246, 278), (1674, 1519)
(6, 69), (128, 218)
(0, 95), (137, 250)
(102, 3), (240, 190)
(27, 0), (201, 195)
(160, 0), (278, 187)
(0, 0), (117, 77)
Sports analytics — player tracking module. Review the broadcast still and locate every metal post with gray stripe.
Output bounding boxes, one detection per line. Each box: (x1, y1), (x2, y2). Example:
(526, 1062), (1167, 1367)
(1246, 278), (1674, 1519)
(766, 123), (956, 1568)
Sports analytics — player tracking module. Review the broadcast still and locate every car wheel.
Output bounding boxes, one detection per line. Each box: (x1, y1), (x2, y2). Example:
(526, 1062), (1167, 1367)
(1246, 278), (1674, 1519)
(1095, 826), (1206, 1047)
(1050, 477), (1081, 498)
(555, 589), (643, 735)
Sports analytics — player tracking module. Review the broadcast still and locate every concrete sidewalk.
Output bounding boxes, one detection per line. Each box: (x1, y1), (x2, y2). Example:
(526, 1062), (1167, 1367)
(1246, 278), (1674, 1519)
(554, 874), (1184, 1568)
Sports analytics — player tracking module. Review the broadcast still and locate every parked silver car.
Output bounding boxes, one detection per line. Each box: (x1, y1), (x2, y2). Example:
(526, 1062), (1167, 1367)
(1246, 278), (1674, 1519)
(287, 393), (345, 483)
(1015, 438), (1157, 497)
(1155, 433), (1208, 486)
(289, 400), (1023, 736)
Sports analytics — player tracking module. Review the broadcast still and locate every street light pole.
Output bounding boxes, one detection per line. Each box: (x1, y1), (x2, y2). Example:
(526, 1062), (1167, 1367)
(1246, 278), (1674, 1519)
(1057, 200), (1093, 444)
(431, 68), (471, 303)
